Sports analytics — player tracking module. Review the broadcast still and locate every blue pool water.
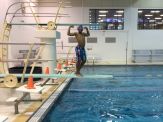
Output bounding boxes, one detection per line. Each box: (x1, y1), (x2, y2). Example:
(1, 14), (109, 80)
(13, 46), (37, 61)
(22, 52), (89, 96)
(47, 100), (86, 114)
(43, 66), (163, 122)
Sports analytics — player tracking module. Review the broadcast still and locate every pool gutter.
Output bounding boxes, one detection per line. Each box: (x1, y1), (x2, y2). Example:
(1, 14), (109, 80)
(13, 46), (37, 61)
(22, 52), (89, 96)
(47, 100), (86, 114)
(27, 78), (72, 122)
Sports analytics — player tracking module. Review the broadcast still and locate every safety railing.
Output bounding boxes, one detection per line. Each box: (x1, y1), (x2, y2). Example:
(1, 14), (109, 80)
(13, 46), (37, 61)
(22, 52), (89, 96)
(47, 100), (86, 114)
(132, 49), (163, 63)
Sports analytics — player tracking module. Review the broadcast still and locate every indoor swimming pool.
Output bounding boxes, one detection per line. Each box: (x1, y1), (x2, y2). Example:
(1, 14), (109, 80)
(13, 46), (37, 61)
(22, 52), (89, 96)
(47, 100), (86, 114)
(42, 66), (163, 122)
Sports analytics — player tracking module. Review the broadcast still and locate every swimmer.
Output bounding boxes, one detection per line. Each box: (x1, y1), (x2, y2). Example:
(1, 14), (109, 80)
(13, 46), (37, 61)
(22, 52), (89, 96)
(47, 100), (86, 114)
(67, 25), (90, 76)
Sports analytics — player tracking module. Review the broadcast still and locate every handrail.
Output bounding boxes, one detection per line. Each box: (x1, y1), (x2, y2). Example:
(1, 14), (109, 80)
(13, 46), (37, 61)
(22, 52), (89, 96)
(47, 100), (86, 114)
(5, 1), (71, 24)
(9, 5), (70, 24)
(28, 0), (40, 28)
(53, 0), (64, 29)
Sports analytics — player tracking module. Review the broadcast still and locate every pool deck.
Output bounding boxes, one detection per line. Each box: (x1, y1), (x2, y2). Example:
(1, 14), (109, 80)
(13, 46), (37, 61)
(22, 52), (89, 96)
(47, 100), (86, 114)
(0, 68), (75, 122)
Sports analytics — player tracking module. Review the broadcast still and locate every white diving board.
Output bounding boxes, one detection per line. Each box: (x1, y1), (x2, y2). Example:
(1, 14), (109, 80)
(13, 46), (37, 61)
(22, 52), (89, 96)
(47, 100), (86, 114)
(0, 74), (113, 79)
(0, 115), (8, 122)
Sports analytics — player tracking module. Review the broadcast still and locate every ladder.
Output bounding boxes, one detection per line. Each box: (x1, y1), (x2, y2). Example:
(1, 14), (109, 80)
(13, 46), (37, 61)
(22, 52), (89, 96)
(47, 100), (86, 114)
(0, 21), (12, 74)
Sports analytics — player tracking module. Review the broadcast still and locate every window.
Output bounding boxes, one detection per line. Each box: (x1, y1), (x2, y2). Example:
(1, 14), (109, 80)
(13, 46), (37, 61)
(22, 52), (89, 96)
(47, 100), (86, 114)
(89, 9), (124, 30)
(87, 37), (97, 43)
(138, 9), (163, 29)
(105, 37), (116, 43)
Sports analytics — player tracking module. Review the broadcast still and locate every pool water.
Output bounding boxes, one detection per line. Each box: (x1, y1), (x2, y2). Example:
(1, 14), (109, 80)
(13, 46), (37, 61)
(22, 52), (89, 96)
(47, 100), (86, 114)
(43, 66), (163, 122)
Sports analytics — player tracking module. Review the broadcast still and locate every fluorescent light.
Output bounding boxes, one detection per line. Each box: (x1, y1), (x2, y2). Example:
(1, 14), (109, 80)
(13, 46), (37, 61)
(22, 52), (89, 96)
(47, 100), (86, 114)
(155, 17), (162, 20)
(98, 17), (101, 19)
(149, 20), (155, 22)
(147, 18), (150, 19)
(145, 14), (153, 17)
(138, 10), (143, 13)
(157, 22), (163, 24)
(151, 10), (160, 13)
(98, 20), (103, 22)
(116, 10), (124, 13)
(114, 14), (122, 17)
(99, 14), (106, 17)
(99, 10), (108, 13)
(160, 14), (163, 17)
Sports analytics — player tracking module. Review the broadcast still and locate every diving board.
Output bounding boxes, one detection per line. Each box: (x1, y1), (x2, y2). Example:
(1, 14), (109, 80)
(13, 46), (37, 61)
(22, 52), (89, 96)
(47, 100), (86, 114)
(0, 74), (113, 79)
(0, 115), (8, 122)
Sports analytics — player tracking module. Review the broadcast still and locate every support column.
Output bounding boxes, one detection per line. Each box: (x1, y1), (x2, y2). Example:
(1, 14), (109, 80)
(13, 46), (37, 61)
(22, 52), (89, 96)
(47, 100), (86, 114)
(35, 30), (60, 74)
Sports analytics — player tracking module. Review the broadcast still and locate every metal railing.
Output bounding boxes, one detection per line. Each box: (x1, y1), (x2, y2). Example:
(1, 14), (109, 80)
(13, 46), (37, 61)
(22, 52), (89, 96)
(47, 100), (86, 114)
(132, 49), (163, 63)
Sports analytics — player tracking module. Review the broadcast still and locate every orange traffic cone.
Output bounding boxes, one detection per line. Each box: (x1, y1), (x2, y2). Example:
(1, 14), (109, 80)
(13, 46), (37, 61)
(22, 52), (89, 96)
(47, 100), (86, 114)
(26, 76), (35, 89)
(45, 67), (50, 74)
(57, 63), (62, 70)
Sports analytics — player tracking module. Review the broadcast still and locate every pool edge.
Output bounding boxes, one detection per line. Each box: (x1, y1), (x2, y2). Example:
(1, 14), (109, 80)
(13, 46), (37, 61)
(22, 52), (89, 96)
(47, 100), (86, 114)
(27, 78), (72, 122)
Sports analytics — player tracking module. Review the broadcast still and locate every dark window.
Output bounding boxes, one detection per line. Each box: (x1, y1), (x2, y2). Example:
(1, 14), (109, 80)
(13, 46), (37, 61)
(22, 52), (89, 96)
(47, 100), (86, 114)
(87, 37), (97, 43)
(89, 9), (124, 30)
(105, 37), (116, 43)
(138, 9), (163, 29)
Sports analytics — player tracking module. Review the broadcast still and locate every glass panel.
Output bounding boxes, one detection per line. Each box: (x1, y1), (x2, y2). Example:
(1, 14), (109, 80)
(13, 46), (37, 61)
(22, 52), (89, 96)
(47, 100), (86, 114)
(138, 9), (163, 30)
(89, 9), (124, 30)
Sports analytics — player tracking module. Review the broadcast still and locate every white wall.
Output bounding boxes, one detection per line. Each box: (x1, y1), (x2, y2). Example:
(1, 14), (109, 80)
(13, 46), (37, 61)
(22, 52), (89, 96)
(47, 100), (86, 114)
(39, 0), (163, 64)
(130, 1), (163, 50)
(2, 0), (163, 65)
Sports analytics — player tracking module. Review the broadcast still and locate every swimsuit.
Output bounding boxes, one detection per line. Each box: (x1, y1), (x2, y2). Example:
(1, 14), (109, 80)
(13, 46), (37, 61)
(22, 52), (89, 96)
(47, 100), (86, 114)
(75, 45), (86, 63)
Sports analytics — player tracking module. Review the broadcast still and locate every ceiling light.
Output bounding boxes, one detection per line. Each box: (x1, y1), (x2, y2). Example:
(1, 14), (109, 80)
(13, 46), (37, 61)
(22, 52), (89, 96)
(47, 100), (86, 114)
(151, 10), (160, 13)
(155, 17), (162, 20)
(98, 20), (104, 22)
(149, 20), (155, 22)
(145, 14), (153, 17)
(116, 10), (124, 13)
(157, 22), (163, 24)
(114, 14), (122, 17)
(99, 10), (108, 13)
(160, 14), (163, 17)
(138, 10), (143, 13)
(99, 14), (106, 17)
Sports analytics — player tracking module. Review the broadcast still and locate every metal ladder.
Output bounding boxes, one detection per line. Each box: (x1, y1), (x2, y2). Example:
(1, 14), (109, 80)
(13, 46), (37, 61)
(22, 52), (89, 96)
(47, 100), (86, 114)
(0, 21), (12, 74)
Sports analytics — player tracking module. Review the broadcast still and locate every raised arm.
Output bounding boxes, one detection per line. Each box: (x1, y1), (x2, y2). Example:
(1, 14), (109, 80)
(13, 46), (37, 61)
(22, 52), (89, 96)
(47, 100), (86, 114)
(83, 27), (90, 37)
(67, 25), (76, 36)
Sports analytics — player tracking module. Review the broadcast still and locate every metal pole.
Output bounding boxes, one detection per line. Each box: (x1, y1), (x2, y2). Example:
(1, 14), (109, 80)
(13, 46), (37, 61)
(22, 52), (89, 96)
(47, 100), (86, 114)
(0, 59), (53, 62)
(20, 44), (34, 83)
(10, 23), (97, 26)
(126, 41), (128, 65)
(13, 15), (69, 18)
(0, 42), (52, 45)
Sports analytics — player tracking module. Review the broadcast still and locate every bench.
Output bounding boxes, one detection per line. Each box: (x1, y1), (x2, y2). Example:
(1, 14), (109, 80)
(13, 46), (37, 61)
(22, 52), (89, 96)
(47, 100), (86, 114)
(87, 56), (101, 64)
(132, 49), (163, 63)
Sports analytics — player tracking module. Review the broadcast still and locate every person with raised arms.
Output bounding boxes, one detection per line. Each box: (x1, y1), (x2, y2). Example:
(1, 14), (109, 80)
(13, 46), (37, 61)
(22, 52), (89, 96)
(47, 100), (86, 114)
(67, 25), (90, 76)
